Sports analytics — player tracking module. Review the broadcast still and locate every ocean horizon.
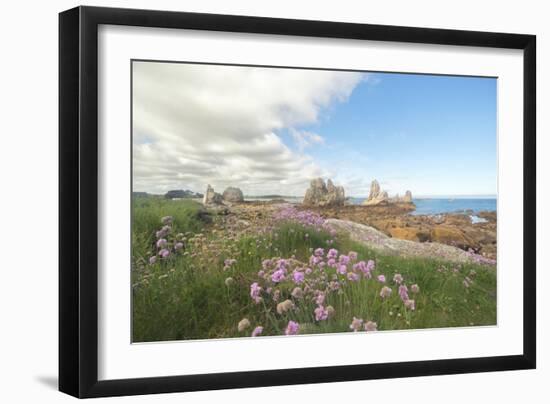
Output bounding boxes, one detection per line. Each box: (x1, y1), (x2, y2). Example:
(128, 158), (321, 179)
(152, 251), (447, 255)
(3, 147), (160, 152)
(246, 196), (497, 216)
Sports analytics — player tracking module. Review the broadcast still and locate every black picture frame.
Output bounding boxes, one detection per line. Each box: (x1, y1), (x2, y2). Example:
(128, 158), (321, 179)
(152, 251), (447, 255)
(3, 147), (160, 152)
(59, 5), (536, 398)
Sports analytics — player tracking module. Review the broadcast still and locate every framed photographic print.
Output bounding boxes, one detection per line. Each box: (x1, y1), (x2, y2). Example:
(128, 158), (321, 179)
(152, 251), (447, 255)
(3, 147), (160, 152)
(59, 6), (536, 398)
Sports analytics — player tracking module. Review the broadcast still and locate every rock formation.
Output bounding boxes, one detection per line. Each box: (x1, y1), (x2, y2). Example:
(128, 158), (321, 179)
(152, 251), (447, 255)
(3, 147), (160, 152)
(363, 180), (389, 206)
(303, 178), (345, 207)
(222, 186), (244, 202)
(363, 180), (412, 206)
(202, 184), (223, 205)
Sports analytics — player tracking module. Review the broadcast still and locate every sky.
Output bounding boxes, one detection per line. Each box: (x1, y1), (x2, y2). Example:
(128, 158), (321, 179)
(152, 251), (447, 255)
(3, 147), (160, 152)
(133, 61), (497, 198)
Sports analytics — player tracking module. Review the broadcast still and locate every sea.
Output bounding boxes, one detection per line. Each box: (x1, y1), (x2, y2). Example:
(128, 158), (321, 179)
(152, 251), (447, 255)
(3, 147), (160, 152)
(247, 196), (497, 218)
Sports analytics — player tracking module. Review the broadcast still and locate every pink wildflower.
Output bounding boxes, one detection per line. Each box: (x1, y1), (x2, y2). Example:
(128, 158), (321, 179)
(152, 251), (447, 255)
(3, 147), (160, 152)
(364, 321), (378, 332)
(315, 292), (325, 306)
(411, 284), (420, 293)
(237, 318), (250, 332)
(380, 286), (392, 299)
(377, 274), (386, 283)
(393, 273), (404, 284)
(349, 317), (363, 332)
(293, 270), (305, 284)
(285, 321), (300, 335)
(156, 238), (168, 249)
(271, 269), (286, 283)
(251, 326), (263, 337)
(291, 287), (303, 299)
(250, 282), (262, 304)
(337, 264), (348, 275)
(314, 305), (329, 321)
(404, 299), (416, 311)
(398, 284), (409, 302)
(347, 272), (360, 282)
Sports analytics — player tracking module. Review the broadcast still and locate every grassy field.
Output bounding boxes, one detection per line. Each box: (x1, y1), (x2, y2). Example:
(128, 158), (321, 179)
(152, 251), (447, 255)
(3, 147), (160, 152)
(131, 197), (497, 342)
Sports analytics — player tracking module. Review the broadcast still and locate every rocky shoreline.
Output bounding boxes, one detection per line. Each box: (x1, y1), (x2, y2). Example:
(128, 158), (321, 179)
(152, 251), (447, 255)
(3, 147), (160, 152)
(195, 178), (496, 264)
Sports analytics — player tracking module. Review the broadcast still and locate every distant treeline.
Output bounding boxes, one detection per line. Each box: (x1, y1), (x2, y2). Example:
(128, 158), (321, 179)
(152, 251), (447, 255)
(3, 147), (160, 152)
(132, 190), (204, 199)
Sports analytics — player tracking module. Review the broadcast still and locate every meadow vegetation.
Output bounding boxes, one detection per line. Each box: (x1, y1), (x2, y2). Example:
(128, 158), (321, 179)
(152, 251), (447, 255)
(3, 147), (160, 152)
(132, 198), (496, 342)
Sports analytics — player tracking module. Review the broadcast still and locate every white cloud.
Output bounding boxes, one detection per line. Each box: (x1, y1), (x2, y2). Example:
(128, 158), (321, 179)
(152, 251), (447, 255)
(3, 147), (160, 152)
(132, 61), (363, 195)
(289, 128), (325, 151)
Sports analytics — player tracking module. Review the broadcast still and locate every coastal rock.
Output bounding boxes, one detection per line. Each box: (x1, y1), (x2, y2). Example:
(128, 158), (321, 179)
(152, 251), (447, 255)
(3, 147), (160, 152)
(430, 225), (476, 250)
(222, 187), (244, 202)
(325, 219), (494, 265)
(363, 180), (388, 206)
(363, 180), (413, 206)
(389, 226), (430, 242)
(369, 180), (381, 199)
(303, 178), (345, 207)
(203, 184), (223, 205)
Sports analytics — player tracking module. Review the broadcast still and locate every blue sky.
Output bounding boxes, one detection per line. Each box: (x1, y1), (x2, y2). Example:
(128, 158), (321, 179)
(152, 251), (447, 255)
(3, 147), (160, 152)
(279, 72), (497, 197)
(133, 62), (496, 198)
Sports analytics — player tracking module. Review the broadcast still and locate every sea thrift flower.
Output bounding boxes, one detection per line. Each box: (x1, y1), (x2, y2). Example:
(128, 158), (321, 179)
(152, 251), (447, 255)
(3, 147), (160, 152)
(293, 270), (305, 284)
(398, 284), (409, 302)
(411, 284), (420, 293)
(250, 282), (262, 303)
(404, 299), (416, 310)
(380, 286), (392, 299)
(393, 273), (404, 284)
(156, 238), (168, 249)
(364, 321), (378, 332)
(238, 318), (250, 332)
(337, 265), (348, 275)
(159, 248), (170, 258)
(149, 256), (157, 265)
(272, 289), (281, 302)
(314, 305), (329, 321)
(258, 270), (265, 278)
(174, 242), (183, 250)
(377, 274), (386, 283)
(271, 269), (286, 283)
(161, 216), (173, 225)
(305, 267), (313, 275)
(339, 255), (350, 266)
(225, 277), (235, 287)
(327, 258), (337, 268)
(285, 321), (300, 335)
(349, 317), (363, 332)
(349, 251), (358, 261)
(277, 299), (294, 314)
(291, 287), (303, 299)
(314, 248), (325, 257)
(251, 326), (263, 337)
(366, 260), (375, 272)
(315, 292), (325, 306)
(327, 248), (338, 259)
(347, 272), (360, 282)
(156, 228), (168, 239)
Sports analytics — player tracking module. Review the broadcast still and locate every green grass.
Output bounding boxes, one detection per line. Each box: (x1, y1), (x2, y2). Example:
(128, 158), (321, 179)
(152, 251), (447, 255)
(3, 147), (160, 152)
(132, 197), (208, 265)
(131, 198), (496, 342)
